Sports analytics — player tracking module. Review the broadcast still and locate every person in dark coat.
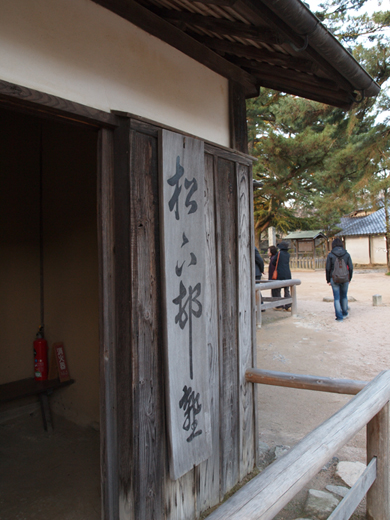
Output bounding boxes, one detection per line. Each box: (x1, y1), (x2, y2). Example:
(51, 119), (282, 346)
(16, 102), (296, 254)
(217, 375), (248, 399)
(326, 237), (353, 321)
(255, 247), (264, 282)
(271, 241), (292, 310)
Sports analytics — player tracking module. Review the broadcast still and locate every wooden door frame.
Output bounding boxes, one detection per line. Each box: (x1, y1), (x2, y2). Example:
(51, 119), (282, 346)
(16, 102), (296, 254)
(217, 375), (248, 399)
(0, 80), (120, 520)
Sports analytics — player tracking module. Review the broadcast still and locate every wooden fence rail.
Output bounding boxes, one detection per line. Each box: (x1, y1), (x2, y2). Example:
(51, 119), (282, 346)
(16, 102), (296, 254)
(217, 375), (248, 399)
(206, 370), (390, 520)
(289, 256), (326, 270)
(245, 368), (367, 395)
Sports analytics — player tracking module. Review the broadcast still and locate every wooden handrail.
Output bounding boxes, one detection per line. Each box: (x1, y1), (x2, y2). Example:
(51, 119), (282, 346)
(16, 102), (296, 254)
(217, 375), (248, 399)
(206, 370), (390, 520)
(245, 368), (367, 395)
(255, 279), (301, 291)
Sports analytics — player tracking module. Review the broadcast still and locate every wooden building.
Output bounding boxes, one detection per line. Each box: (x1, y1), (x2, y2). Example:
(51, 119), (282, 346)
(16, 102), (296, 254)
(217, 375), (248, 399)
(0, 1), (379, 519)
(336, 208), (388, 265)
(284, 230), (327, 258)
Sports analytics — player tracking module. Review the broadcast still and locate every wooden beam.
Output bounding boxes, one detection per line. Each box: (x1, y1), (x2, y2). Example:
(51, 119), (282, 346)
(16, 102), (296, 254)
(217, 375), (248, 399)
(245, 368), (368, 395)
(113, 110), (255, 162)
(198, 36), (315, 72)
(195, 0), (238, 6)
(230, 54), (319, 76)
(232, 57), (338, 91)
(251, 73), (354, 109)
(147, 8), (283, 45)
(0, 79), (117, 127)
(92, 0), (258, 97)
(229, 80), (248, 153)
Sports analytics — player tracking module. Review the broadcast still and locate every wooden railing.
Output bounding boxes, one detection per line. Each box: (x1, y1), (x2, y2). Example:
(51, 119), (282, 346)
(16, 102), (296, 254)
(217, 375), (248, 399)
(207, 370), (390, 520)
(255, 279), (301, 328)
(245, 368), (367, 395)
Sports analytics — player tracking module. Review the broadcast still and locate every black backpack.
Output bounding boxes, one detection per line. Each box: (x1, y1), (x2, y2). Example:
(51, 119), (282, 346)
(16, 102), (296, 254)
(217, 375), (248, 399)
(332, 256), (349, 284)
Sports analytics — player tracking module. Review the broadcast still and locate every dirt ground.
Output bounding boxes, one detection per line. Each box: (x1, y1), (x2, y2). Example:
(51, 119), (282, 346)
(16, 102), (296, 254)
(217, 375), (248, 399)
(256, 268), (390, 518)
(1, 268), (389, 520)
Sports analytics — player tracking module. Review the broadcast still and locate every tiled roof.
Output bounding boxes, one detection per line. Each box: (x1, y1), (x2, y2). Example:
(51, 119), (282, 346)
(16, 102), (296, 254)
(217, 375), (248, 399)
(337, 216), (366, 231)
(285, 230), (325, 240)
(336, 208), (386, 237)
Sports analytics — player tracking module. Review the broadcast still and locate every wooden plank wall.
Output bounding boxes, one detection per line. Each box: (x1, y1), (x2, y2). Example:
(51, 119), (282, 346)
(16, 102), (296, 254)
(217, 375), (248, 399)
(114, 118), (256, 520)
(215, 157), (239, 496)
(196, 152), (220, 513)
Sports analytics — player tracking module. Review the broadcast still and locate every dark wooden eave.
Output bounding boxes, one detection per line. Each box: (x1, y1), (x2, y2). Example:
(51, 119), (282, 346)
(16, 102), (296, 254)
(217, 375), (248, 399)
(92, 0), (380, 109)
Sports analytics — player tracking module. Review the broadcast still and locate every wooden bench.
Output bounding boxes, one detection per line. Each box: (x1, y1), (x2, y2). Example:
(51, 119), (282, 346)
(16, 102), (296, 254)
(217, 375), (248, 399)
(255, 279), (301, 328)
(0, 377), (74, 432)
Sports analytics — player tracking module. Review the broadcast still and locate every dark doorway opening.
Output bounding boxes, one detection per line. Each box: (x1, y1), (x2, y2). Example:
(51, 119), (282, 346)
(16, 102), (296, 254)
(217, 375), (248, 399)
(0, 107), (101, 519)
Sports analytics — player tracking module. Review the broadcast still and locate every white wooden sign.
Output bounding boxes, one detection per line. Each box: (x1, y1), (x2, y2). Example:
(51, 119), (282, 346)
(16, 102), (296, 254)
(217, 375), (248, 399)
(159, 130), (212, 480)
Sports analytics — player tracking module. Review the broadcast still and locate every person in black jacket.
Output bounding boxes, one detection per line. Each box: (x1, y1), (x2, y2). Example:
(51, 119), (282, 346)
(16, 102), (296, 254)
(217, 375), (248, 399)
(272, 241), (292, 311)
(255, 247), (264, 282)
(326, 238), (353, 321)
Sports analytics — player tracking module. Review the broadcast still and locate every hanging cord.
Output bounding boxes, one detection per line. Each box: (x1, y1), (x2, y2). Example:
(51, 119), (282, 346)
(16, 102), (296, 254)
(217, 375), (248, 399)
(39, 126), (44, 336)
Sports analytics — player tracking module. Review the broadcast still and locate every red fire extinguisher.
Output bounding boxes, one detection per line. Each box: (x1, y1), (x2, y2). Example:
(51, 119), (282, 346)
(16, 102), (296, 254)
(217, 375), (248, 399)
(34, 326), (48, 381)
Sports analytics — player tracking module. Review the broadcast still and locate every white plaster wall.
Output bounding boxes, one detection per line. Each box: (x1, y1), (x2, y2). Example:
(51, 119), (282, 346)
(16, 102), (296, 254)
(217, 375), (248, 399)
(345, 237), (370, 264)
(371, 235), (387, 264)
(0, 0), (230, 146)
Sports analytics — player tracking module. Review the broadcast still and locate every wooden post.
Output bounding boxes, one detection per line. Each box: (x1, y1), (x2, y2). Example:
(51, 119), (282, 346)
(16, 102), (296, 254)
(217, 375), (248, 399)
(229, 80), (248, 154)
(367, 402), (390, 520)
(291, 284), (298, 316)
(313, 239), (316, 265)
(98, 127), (119, 520)
(255, 285), (262, 328)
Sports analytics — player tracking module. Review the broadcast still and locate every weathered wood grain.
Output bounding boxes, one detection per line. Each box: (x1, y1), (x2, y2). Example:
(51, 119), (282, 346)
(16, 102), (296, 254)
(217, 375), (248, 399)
(111, 117), (133, 518)
(204, 143), (254, 166)
(106, 118), (259, 519)
(245, 368), (367, 395)
(165, 471), (195, 520)
(159, 130), (212, 481)
(0, 79), (117, 127)
(367, 402), (390, 520)
(97, 128), (119, 520)
(128, 127), (166, 519)
(215, 157), (239, 496)
(291, 284), (298, 315)
(255, 279), (301, 291)
(237, 163), (256, 480)
(327, 457), (376, 520)
(247, 164), (259, 467)
(207, 371), (390, 520)
(196, 153), (221, 511)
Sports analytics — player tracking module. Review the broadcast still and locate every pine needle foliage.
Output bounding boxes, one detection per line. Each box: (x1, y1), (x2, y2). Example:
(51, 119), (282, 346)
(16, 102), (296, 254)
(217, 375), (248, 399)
(248, 0), (390, 245)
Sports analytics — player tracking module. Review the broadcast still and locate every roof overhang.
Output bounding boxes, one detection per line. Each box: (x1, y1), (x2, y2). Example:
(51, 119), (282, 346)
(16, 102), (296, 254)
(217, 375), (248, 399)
(92, 0), (380, 110)
(285, 230), (326, 240)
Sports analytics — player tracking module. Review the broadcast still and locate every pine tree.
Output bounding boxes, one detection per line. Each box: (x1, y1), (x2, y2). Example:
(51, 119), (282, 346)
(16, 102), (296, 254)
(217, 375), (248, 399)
(248, 0), (390, 252)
